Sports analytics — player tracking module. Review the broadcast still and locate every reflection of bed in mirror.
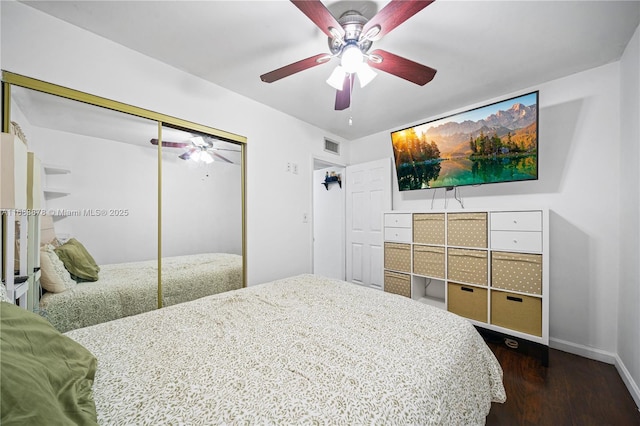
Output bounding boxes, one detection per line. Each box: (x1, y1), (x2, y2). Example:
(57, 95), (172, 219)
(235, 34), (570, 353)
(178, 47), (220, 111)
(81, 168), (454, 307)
(39, 252), (243, 333)
(2, 274), (506, 424)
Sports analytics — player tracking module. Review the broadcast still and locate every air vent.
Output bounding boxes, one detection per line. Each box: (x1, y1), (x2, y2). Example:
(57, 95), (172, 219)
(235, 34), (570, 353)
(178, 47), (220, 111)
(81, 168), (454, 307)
(324, 138), (340, 155)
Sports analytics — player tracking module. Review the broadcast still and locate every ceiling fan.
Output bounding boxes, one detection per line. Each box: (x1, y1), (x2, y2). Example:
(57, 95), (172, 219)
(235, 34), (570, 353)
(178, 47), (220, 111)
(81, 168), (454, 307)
(150, 137), (237, 164)
(260, 0), (438, 111)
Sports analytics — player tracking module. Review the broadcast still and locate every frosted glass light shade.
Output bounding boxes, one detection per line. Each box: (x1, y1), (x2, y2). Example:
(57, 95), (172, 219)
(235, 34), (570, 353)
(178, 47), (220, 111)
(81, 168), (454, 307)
(357, 63), (377, 88)
(327, 66), (346, 90)
(200, 151), (214, 164)
(341, 43), (363, 73)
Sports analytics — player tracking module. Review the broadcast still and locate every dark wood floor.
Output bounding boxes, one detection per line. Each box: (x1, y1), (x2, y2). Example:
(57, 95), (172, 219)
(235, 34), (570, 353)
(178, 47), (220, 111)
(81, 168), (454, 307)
(486, 342), (640, 426)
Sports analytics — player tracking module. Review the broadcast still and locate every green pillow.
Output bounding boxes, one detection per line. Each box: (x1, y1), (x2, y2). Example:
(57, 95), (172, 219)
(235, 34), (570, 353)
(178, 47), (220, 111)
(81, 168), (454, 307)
(0, 302), (98, 425)
(54, 238), (100, 282)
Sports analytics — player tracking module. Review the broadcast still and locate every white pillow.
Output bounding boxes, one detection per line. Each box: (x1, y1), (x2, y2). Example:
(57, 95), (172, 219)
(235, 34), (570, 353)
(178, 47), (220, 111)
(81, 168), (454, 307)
(40, 245), (77, 293)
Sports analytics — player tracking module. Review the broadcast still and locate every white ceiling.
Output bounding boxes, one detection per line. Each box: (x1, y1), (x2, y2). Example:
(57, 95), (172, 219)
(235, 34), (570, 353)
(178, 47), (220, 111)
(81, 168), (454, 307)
(11, 86), (243, 164)
(20, 0), (640, 141)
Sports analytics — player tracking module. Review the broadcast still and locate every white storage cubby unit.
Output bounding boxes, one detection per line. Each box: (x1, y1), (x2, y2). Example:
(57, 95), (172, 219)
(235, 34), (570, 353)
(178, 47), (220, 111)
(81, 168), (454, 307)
(383, 209), (549, 362)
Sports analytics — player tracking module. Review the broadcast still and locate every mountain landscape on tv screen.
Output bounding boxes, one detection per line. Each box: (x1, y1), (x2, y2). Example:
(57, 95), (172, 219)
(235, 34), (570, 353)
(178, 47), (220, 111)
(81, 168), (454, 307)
(392, 94), (538, 190)
(424, 102), (537, 158)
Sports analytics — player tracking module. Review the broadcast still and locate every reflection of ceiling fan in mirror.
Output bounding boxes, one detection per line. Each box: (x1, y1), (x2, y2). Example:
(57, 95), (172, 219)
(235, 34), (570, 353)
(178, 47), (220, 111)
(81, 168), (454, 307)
(260, 0), (438, 110)
(150, 137), (239, 164)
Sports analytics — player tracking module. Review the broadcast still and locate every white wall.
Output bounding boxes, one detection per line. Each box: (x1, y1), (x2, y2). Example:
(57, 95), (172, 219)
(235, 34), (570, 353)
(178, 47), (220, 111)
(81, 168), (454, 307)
(618, 24), (640, 407)
(1, 2), (349, 285)
(30, 127), (158, 264)
(161, 151), (242, 259)
(25, 125), (242, 265)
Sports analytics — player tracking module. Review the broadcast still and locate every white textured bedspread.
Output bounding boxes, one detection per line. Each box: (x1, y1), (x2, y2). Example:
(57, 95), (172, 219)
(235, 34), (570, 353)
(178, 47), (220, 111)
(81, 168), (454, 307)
(66, 274), (506, 425)
(41, 253), (242, 332)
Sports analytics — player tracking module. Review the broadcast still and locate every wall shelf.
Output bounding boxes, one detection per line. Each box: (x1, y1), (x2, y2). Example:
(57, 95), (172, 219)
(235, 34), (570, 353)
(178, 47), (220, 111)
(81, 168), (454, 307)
(43, 164), (71, 175)
(43, 188), (70, 198)
(43, 164), (71, 199)
(322, 179), (341, 190)
(417, 296), (446, 310)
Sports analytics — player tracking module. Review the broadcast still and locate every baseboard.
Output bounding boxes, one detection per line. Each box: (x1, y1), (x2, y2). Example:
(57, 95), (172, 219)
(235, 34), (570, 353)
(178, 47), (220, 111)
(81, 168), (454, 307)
(614, 354), (640, 411)
(549, 337), (616, 364)
(550, 338), (640, 410)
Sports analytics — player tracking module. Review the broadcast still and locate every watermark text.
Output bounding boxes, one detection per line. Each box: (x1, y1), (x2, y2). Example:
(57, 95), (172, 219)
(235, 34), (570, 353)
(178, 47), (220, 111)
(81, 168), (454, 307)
(1, 208), (130, 217)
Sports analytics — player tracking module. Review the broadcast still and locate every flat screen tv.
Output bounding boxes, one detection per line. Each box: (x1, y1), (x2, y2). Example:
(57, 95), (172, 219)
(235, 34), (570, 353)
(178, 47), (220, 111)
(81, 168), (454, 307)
(390, 91), (538, 191)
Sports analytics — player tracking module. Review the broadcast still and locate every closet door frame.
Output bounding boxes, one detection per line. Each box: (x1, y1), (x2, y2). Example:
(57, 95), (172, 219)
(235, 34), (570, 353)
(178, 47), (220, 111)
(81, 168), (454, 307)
(1, 70), (248, 306)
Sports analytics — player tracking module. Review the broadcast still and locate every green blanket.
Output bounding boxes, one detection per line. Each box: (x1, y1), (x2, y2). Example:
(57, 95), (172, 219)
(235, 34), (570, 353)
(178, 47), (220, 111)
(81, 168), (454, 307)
(1, 302), (98, 425)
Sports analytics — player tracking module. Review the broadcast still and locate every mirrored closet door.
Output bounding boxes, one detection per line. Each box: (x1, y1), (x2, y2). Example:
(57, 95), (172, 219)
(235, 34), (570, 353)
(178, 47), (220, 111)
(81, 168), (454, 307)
(160, 124), (244, 307)
(2, 71), (246, 330)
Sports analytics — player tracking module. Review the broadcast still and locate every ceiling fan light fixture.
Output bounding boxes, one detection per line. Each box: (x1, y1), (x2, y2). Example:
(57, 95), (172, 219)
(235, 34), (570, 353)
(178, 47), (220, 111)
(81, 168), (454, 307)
(327, 65), (346, 90)
(340, 42), (363, 74)
(200, 150), (214, 164)
(190, 136), (207, 147)
(356, 62), (377, 88)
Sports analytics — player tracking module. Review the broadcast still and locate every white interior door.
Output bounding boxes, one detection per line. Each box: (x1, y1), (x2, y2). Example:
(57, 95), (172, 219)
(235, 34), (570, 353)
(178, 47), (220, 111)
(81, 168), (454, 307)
(346, 158), (391, 289)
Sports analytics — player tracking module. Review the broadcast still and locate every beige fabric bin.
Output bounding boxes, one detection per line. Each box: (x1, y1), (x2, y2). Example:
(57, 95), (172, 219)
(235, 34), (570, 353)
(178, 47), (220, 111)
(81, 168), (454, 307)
(491, 290), (542, 336)
(384, 271), (411, 298)
(413, 213), (445, 245)
(492, 252), (542, 295)
(447, 282), (487, 322)
(413, 245), (445, 278)
(384, 242), (411, 272)
(447, 212), (487, 248)
(447, 248), (488, 286)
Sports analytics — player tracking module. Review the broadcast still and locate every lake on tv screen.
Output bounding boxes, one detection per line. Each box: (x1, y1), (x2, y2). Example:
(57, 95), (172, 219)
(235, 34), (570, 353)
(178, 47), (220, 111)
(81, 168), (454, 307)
(397, 154), (537, 190)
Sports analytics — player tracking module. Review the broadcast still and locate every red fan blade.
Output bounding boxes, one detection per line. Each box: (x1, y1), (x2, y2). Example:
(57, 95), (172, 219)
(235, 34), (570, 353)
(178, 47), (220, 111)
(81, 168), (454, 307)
(150, 139), (189, 148)
(178, 147), (199, 160)
(335, 74), (354, 110)
(260, 53), (331, 83)
(291, 0), (345, 39)
(362, 0), (435, 41)
(368, 49), (437, 86)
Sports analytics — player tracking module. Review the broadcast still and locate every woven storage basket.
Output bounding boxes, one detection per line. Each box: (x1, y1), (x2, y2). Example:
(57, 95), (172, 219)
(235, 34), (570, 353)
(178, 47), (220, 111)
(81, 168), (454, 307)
(447, 248), (488, 286)
(447, 282), (487, 322)
(413, 245), (445, 278)
(413, 213), (445, 245)
(447, 212), (487, 248)
(491, 290), (542, 336)
(384, 271), (411, 298)
(384, 242), (411, 272)
(492, 251), (542, 295)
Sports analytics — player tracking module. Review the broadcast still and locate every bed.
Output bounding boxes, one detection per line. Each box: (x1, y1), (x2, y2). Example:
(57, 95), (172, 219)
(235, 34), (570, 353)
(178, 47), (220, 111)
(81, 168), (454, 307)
(39, 252), (243, 333)
(2, 274), (506, 425)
